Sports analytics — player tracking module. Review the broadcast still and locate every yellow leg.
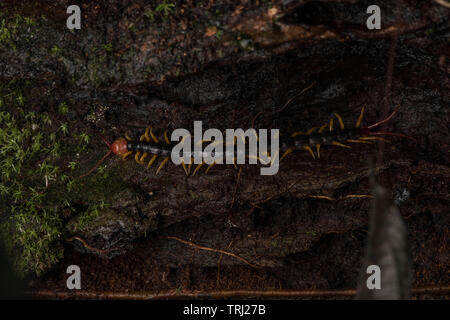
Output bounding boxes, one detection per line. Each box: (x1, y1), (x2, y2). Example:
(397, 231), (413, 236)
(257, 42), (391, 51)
(147, 154), (158, 168)
(248, 154), (263, 162)
(188, 158), (193, 175)
(140, 152), (148, 164)
(316, 144), (321, 158)
(347, 139), (372, 144)
(144, 127), (151, 142)
(140, 134), (146, 142)
(270, 150), (279, 165)
(262, 152), (271, 166)
(319, 124), (327, 133)
(355, 105), (365, 128)
(164, 130), (170, 145)
(156, 157), (169, 175)
(304, 146), (316, 159)
(360, 136), (388, 142)
(292, 127), (317, 137)
(212, 140), (224, 147)
(134, 151), (141, 163)
(180, 134), (191, 145)
(291, 131), (305, 137)
(196, 139), (208, 145)
(308, 195), (335, 201)
(308, 194), (374, 201)
(329, 118), (334, 131)
(253, 130), (259, 142)
(125, 133), (133, 141)
(192, 162), (204, 176)
(307, 127), (317, 134)
(181, 160), (189, 176)
(145, 127), (158, 143)
(205, 162), (216, 174)
(334, 113), (345, 130)
(225, 139), (236, 147)
(332, 141), (351, 148)
(280, 148), (293, 162)
(232, 157), (237, 169)
(122, 151), (133, 160)
(341, 194), (374, 200)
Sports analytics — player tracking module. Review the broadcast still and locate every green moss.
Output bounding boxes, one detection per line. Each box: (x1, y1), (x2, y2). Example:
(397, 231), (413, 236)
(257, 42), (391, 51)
(145, 1), (175, 23)
(0, 80), (98, 277)
(155, 1), (175, 18)
(0, 83), (66, 276)
(50, 45), (62, 56)
(0, 13), (36, 48)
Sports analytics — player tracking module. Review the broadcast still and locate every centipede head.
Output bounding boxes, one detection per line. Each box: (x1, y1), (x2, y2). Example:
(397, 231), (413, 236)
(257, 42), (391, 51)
(110, 137), (128, 156)
(77, 135), (125, 179)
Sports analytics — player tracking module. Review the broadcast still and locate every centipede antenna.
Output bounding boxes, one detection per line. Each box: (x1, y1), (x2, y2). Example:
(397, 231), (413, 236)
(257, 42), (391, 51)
(367, 104), (401, 129)
(77, 150), (112, 179)
(99, 134), (111, 147)
(370, 132), (416, 142)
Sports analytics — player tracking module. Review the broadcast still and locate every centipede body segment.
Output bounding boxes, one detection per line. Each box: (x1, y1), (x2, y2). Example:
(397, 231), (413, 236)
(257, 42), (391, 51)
(84, 105), (409, 177)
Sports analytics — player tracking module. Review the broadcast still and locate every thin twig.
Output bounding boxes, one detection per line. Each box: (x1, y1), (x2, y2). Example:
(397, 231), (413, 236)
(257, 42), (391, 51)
(28, 285), (450, 300)
(250, 82), (316, 129)
(162, 236), (260, 269)
(276, 82), (316, 114)
(216, 240), (233, 288)
(66, 236), (109, 255)
(308, 194), (374, 201)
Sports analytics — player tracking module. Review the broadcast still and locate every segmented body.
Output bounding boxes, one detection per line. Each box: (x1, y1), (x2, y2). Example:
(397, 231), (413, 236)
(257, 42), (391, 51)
(127, 128), (364, 157)
(98, 105), (399, 176)
(281, 128), (363, 150)
(128, 141), (171, 157)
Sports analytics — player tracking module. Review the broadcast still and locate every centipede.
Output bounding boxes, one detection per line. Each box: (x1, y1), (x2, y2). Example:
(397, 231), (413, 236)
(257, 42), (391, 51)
(79, 105), (412, 178)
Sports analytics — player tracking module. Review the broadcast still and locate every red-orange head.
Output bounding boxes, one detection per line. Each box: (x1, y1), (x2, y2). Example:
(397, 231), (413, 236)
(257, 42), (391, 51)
(110, 138), (128, 156)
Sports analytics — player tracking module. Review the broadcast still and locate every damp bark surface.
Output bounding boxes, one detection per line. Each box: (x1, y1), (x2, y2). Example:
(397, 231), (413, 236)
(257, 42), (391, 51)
(0, 1), (448, 298)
